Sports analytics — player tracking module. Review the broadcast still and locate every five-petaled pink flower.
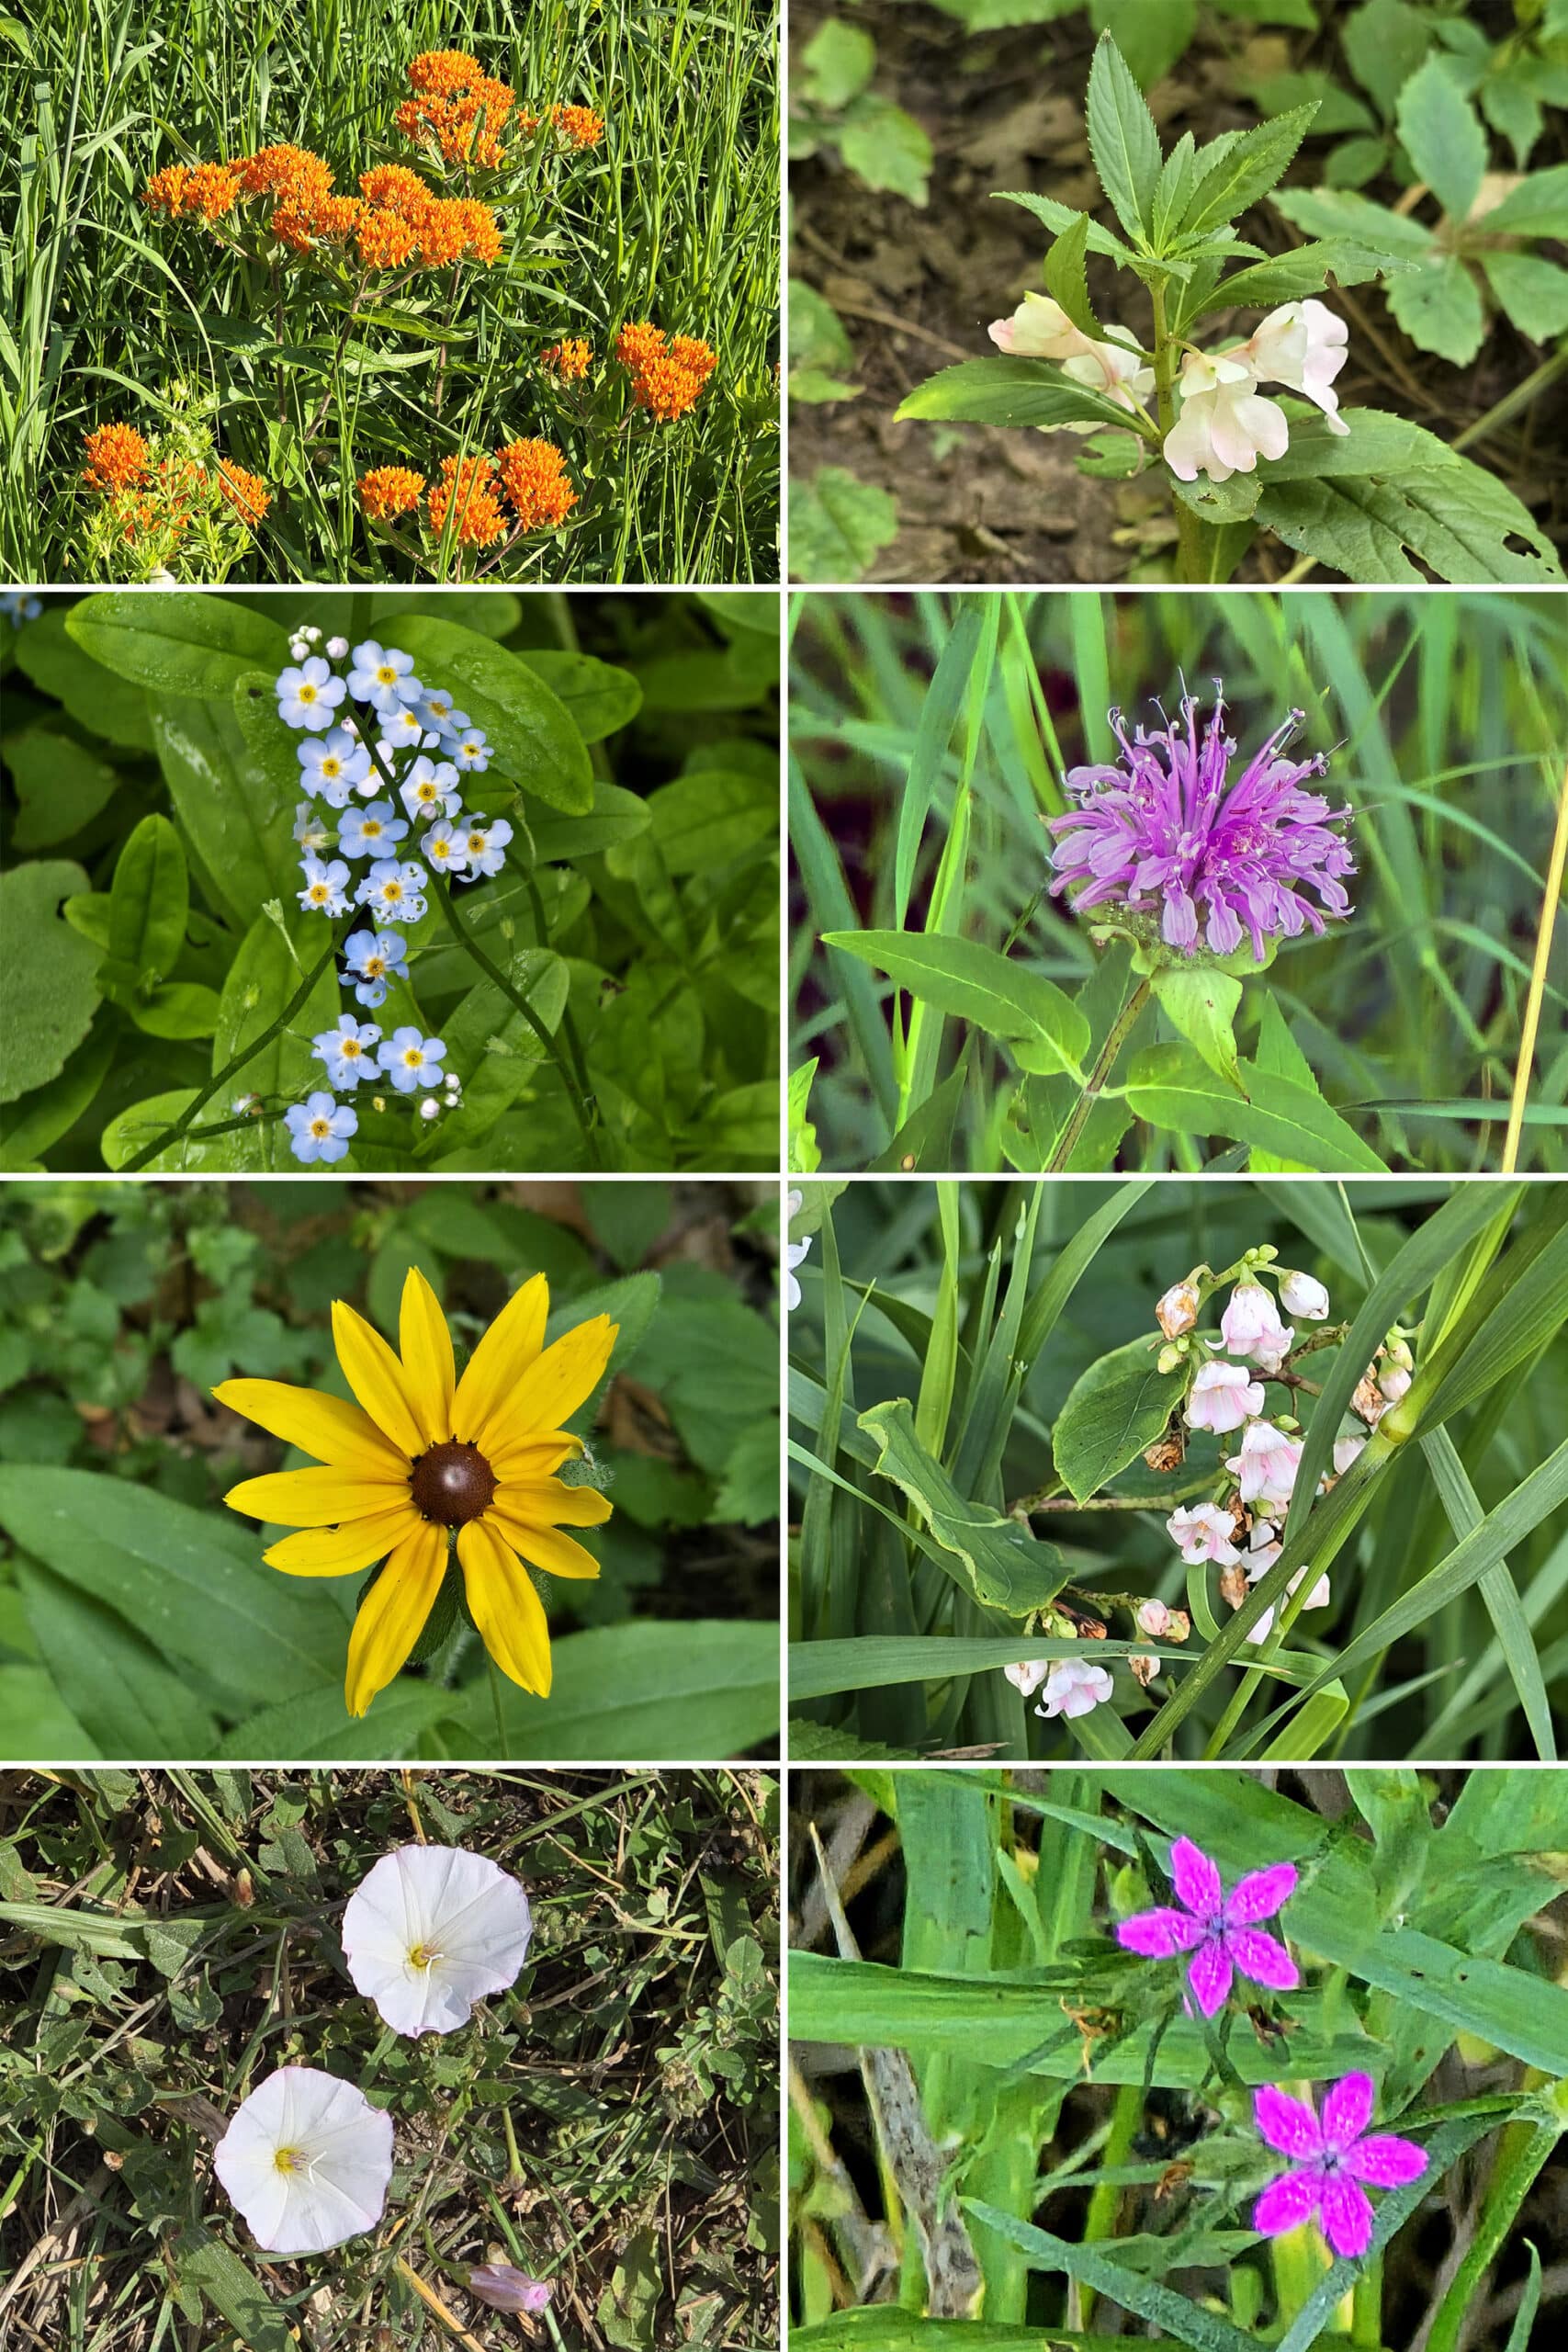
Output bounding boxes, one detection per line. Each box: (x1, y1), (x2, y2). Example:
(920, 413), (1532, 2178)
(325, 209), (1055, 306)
(1116, 1836), (1298, 2017)
(1253, 2073), (1427, 2258)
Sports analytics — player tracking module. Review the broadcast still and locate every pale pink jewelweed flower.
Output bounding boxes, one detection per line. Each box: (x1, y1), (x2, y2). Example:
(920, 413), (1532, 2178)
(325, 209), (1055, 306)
(1116, 1835), (1298, 2017)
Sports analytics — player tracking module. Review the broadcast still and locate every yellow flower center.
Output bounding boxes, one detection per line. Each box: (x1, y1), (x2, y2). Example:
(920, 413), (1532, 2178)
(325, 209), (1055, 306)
(365, 956), (386, 978)
(383, 882), (402, 900)
(467, 833), (486, 853)
(407, 1940), (442, 1970)
(299, 683), (318, 703)
(401, 1047), (423, 1067)
(363, 819), (382, 836)
(342, 1040), (361, 1058)
(377, 664), (397, 684)
(310, 1117), (332, 1138)
(321, 757), (341, 778)
(274, 2146), (310, 2175)
(309, 885), (328, 901)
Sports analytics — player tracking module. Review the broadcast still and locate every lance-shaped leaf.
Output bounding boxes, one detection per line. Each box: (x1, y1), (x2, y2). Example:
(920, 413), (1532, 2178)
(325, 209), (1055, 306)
(856, 1398), (1068, 1617)
(897, 356), (1148, 435)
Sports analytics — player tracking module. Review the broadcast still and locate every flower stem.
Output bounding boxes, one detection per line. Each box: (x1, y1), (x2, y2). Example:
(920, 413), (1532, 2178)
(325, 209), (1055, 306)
(1149, 281), (1203, 585)
(1502, 753), (1568, 1174)
(1043, 978), (1150, 1173)
(119, 922), (346, 1172)
(431, 873), (602, 1166)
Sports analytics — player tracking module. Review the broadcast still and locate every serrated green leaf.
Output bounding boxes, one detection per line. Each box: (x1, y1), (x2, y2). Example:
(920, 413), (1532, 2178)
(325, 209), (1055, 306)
(1179, 103), (1319, 238)
(788, 467), (898, 583)
(1085, 33), (1162, 243)
(1043, 213), (1101, 337)
(995, 189), (1138, 263)
(1481, 163), (1568, 237)
(1481, 251), (1568, 341)
(1396, 55), (1486, 223)
(1386, 252), (1485, 364)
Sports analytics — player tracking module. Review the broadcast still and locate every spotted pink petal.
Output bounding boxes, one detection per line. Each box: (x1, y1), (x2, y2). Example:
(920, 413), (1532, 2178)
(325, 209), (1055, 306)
(1254, 2082), (1322, 2160)
(1169, 1837), (1223, 1920)
(1320, 2175), (1376, 2260)
(1117, 1906), (1207, 1959)
(1343, 2133), (1427, 2190)
(1227, 1926), (1300, 1995)
(1320, 2072), (1375, 2151)
(1186, 1937), (1233, 2018)
(1224, 1860), (1297, 1926)
(1252, 2166), (1322, 2238)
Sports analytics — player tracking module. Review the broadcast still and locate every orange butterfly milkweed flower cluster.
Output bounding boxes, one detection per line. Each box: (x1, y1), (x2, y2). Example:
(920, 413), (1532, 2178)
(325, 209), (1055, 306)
(82, 423), (151, 497)
(80, 427), (268, 544)
(217, 460), (271, 526)
(142, 140), (501, 270)
(615, 323), (717, 422)
(541, 338), (592, 380)
(397, 50), (516, 169)
(358, 439), (577, 547)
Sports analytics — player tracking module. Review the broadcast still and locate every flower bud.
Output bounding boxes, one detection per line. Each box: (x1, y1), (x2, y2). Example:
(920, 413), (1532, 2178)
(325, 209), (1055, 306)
(1156, 1342), (1182, 1374)
(1156, 1281), (1199, 1339)
(327, 636), (349, 659)
(1378, 1363), (1412, 1404)
(1136, 1598), (1190, 1643)
(1278, 1270), (1329, 1320)
(468, 2266), (552, 2317)
(1333, 1434), (1366, 1476)
(1004, 1658), (1050, 1699)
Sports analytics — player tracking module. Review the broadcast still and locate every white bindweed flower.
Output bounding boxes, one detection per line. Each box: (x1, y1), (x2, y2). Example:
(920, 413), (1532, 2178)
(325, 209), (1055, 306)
(1186, 1360), (1265, 1434)
(1226, 1420), (1305, 1515)
(988, 294), (1155, 424)
(1167, 1502), (1241, 1567)
(213, 2066), (394, 2255)
(1034, 1657), (1113, 1721)
(1235, 300), (1350, 435)
(1164, 351), (1289, 483)
(1220, 1281), (1294, 1368)
(342, 1845), (533, 2037)
(1279, 1271), (1330, 1321)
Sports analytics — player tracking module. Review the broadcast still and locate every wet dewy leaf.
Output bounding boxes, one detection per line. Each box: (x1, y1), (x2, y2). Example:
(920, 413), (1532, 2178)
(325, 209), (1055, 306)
(209, 914), (342, 1170)
(66, 592), (290, 698)
(392, 615), (593, 813)
(14, 602), (154, 747)
(422, 944), (570, 1159)
(1052, 1334), (1187, 1505)
(107, 813), (188, 982)
(0, 859), (102, 1105)
(513, 648), (643, 742)
(857, 1398), (1068, 1617)
(154, 692), (299, 933)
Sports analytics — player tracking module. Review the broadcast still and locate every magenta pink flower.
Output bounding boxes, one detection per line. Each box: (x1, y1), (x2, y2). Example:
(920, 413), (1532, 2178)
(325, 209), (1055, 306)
(1116, 1836), (1298, 2017)
(1253, 2074), (1427, 2258)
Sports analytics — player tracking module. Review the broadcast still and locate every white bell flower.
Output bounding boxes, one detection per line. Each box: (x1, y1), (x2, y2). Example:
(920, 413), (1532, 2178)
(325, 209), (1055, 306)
(1164, 351), (1289, 483)
(1279, 1271), (1330, 1321)
(342, 1845), (533, 2037)
(213, 2065), (394, 2255)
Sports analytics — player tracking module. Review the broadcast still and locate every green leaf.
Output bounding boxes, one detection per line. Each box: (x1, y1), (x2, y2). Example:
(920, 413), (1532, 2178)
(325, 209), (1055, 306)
(422, 945), (570, 1159)
(801, 18), (876, 110)
(969, 2202), (1258, 2352)
(647, 772), (776, 872)
(1179, 103), (1320, 238)
(1196, 237), (1424, 315)
(101, 1089), (235, 1173)
(65, 591), (290, 697)
(479, 1620), (778, 1758)
(107, 813), (187, 981)
(391, 616), (592, 813)
(523, 780), (650, 863)
(14, 602), (153, 747)
(1396, 55), (1486, 223)
(17, 1559), (219, 1757)
(1085, 32), (1162, 244)
(0, 859), (102, 1105)
(127, 981), (223, 1040)
(1481, 251), (1568, 341)
(837, 98), (932, 207)
(821, 929), (1090, 1073)
(512, 648), (643, 743)
(1091, 0), (1197, 91)
(215, 1679), (465, 1758)
(157, 689), (299, 932)
(995, 189), (1138, 262)
(0, 1469), (343, 1710)
(1043, 212), (1100, 337)
(1051, 1335), (1186, 1504)
(1150, 965), (1242, 1088)
(1385, 253), (1485, 364)
(791, 1631), (1198, 1701)
(3, 728), (119, 848)
(162, 2226), (294, 2352)
(1271, 186), (1433, 253)
(789, 279), (860, 403)
(897, 356), (1147, 435)
(1248, 994), (1319, 1173)
(0, 1023), (115, 1170)
(1481, 164), (1568, 237)
(788, 467), (899, 582)
(856, 1398), (1068, 1616)
(1125, 1045), (1392, 1171)
(1341, 0), (1437, 119)
(0, 1663), (99, 1758)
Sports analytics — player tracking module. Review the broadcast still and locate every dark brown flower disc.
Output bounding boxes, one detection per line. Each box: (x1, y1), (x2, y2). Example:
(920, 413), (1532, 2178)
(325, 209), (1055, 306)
(410, 1441), (497, 1526)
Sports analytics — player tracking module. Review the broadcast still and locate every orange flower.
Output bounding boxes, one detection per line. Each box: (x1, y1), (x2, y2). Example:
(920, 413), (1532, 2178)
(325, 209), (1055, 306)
(494, 438), (578, 530)
(415, 199), (470, 267)
(143, 164), (192, 216)
(428, 453), (507, 548)
(400, 51), (514, 169)
(359, 164), (434, 220)
(218, 459), (270, 527)
(549, 105), (604, 149)
(239, 144), (333, 203)
(541, 338), (592, 380)
(82, 423), (151, 496)
(408, 50), (488, 96)
(186, 162), (242, 220)
(357, 207), (421, 270)
(615, 322), (716, 421)
(450, 199), (502, 265)
(359, 465), (427, 521)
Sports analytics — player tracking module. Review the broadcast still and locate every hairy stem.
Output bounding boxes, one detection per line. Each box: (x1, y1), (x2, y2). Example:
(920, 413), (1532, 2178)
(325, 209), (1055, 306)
(120, 922), (346, 1172)
(1043, 978), (1151, 1173)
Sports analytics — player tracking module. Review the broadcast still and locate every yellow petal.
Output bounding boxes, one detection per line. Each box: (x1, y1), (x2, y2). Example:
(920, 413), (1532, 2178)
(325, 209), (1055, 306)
(225, 1467), (412, 1528)
(212, 1378), (407, 1479)
(344, 1520), (447, 1716)
(487, 1510), (603, 1580)
(398, 1266), (454, 1447)
(457, 1517), (552, 1695)
(450, 1272), (549, 1449)
(264, 1505), (422, 1577)
(331, 1298), (427, 1459)
(504, 1315), (617, 1446)
(494, 1476), (613, 1530)
(488, 1435), (581, 1481)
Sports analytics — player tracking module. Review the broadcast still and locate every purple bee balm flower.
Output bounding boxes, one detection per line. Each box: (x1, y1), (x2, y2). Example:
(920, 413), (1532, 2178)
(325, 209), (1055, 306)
(1048, 687), (1355, 961)
(1116, 1836), (1298, 2017)
(1253, 2073), (1427, 2259)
